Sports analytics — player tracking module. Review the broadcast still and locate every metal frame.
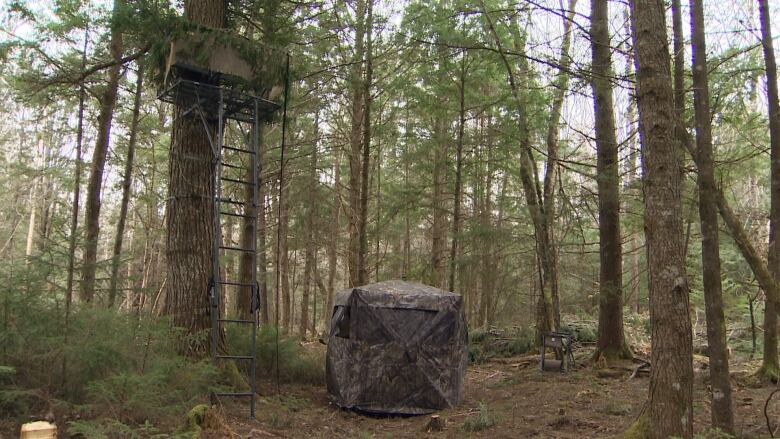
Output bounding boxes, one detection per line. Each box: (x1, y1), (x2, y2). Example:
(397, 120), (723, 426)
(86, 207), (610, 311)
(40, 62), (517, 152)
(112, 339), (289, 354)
(540, 331), (574, 373)
(158, 74), (281, 418)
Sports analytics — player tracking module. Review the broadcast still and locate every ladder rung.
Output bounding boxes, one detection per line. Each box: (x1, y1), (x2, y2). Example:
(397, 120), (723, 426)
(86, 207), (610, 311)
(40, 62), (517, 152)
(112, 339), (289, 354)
(220, 245), (254, 253)
(223, 145), (255, 154)
(221, 176), (254, 185)
(221, 162), (247, 171)
(220, 210), (254, 219)
(218, 280), (254, 287)
(213, 392), (254, 397)
(218, 318), (255, 324)
(217, 198), (245, 206)
(216, 355), (253, 360)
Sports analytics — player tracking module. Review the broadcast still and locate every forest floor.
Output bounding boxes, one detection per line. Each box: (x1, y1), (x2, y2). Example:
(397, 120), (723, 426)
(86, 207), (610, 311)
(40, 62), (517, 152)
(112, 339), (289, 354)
(209, 347), (780, 439)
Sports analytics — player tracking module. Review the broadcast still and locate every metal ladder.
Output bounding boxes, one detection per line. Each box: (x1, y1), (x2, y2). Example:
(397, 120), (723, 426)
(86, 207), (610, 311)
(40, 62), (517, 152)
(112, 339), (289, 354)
(208, 93), (262, 418)
(158, 70), (283, 419)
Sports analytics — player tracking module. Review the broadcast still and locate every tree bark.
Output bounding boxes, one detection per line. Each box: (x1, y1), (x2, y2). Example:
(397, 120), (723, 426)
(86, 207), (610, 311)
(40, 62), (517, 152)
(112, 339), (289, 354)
(347, 0), (367, 287)
(108, 59), (144, 308)
(688, 0), (735, 430)
(258, 136), (270, 324)
(325, 150), (342, 330)
(238, 127), (262, 317)
(629, 0), (694, 436)
(759, 0), (780, 380)
(431, 42), (450, 290)
(301, 113), (319, 337)
(358, 0), (373, 286)
(82, 0), (124, 303)
(591, 0), (631, 361)
(279, 176), (291, 333)
(448, 51), (467, 293)
(163, 0), (226, 355)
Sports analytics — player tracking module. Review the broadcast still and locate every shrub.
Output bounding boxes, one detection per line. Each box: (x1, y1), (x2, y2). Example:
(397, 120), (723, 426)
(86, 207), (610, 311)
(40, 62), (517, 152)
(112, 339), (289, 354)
(0, 301), (218, 436)
(226, 324), (325, 385)
(468, 326), (535, 363)
(462, 402), (495, 432)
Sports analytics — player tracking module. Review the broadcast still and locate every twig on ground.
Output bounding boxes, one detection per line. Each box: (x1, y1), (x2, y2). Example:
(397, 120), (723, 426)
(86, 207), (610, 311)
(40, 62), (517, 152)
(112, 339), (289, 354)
(765, 387), (780, 438)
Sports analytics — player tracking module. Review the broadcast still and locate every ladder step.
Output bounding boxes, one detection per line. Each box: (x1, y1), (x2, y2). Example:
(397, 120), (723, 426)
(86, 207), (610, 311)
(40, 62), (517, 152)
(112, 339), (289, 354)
(221, 176), (254, 185)
(220, 245), (254, 253)
(213, 392), (254, 397)
(220, 162), (247, 171)
(216, 355), (254, 360)
(217, 198), (245, 206)
(220, 210), (254, 219)
(223, 145), (256, 154)
(218, 318), (255, 324)
(218, 280), (254, 287)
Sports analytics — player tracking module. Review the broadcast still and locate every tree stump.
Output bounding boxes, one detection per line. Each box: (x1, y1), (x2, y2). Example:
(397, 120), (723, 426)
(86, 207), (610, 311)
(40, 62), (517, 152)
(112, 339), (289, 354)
(425, 415), (445, 432)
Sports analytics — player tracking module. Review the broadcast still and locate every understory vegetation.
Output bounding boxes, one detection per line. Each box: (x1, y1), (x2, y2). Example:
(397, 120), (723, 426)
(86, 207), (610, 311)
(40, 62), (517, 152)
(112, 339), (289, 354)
(1, 278), (766, 437)
(0, 279), (324, 437)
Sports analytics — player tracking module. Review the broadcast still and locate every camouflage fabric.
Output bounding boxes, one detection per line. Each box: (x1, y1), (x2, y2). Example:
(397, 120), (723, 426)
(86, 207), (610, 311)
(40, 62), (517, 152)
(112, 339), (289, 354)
(325, 280), (468, 415)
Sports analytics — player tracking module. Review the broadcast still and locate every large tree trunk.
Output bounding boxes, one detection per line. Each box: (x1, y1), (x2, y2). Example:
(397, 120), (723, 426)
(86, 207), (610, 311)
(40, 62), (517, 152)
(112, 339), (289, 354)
(81, 0), (124, 303)
(688, 0), (735, 429)
(591, 0), (630, 361)
(108, 60), (144, 308)
(238, 127), (262, 317)
(163, 0), (226, 355)
(759, 0), (780, 380)
(629, 0), (693, 437)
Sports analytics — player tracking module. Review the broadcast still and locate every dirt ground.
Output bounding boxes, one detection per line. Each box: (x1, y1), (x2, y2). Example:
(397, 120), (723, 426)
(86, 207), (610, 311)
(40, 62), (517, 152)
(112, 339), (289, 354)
(213, 349), (780, 439)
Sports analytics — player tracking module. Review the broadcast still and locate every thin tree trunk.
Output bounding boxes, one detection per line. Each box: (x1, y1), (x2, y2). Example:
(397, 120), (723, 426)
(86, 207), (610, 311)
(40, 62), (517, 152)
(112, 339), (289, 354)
(325, 150), (341, 329)
(163, 0), (225, 355)
(629, 0), (693, 436)
(82, 0), (124, 303)
(543, 0), (576, 331)
(258, 135), (269, 324)
(449, 51), (467, 292)
(301, 114), (319, 337)
(688, 0), (734, 429)
(25, 140), (40, 260)
(591, 0), (630, 360)
(108, 60), (144, 307)
(431, 43), (450, 290)
(358, 0), (373, 286)
(348, 0), (367, 287)
(759, 0), (780, 380)
(479, 3), (555, 340)
(63, 29), (89, 384)
(279, 176), (291, 333)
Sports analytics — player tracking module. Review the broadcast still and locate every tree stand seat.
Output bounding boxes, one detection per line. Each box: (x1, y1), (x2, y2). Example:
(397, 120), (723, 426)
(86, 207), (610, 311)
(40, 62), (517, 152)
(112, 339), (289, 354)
(540, 331), (574, 373)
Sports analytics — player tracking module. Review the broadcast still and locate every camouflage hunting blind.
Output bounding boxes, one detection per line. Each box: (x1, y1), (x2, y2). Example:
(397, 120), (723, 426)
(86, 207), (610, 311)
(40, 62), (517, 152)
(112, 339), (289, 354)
(326, 280), (468, 415)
